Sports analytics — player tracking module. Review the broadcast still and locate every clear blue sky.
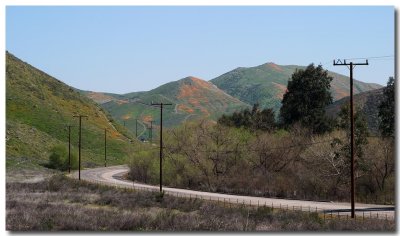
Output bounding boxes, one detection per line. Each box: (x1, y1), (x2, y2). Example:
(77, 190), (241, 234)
(6, 6), (394, 94)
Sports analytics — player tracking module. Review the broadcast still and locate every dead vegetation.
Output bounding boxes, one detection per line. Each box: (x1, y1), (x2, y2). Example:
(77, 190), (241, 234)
(6, 175), (395, 231)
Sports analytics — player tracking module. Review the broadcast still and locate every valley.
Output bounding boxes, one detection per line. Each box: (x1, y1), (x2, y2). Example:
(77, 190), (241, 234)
(5, 52), (394, 232)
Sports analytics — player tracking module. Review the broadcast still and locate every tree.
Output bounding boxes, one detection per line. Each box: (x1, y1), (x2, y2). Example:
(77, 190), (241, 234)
(280, 64), (333, 134)
(165, 120), (248, 191)
(364, 138), (395, 192)
(300, 130), (348, 198)
(250, 130), (306, 176)
(218, 103), (276, 132)
(336, 104), (369, 174)
(378, 77), (395, 137)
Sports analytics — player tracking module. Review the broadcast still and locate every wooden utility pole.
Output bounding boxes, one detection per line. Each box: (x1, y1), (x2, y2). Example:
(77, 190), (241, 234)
(104, 128), (107, 167)
(67, 125), (73, 173)
(333, 59), (368, 218)
(135, 119), (138, 138)
(149, 120), (153, 143)
(151, 102), (172, 192)
(73, 115), (88, 180)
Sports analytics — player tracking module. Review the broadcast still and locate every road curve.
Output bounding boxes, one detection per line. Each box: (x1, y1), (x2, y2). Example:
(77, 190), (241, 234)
(69, 165), (395, 220)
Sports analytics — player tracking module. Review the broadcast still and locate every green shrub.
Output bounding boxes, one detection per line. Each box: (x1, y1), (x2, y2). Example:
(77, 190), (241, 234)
(47, 145), (78, 171)
(155, 191), (165, 202)
(128, 150), (157, 184)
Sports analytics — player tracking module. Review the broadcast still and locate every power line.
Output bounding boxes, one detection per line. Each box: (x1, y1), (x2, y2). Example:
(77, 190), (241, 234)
(319, 55), (394, 67)
(343, 55), (394, 60)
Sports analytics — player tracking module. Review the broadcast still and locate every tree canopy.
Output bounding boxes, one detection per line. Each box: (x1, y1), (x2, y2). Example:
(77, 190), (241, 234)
(378, 77), (395, 137)
(218, 103), (276, 132)
(279, 64), (333, 134)
(336, 104), (369, 164)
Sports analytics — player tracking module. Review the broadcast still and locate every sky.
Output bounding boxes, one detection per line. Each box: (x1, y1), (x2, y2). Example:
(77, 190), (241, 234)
(6, 6), (395, 94)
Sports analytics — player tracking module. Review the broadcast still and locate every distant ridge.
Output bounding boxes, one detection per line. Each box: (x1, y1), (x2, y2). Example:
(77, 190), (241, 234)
(210, 62), (382, 112)
(97, 76), (250, 131)
(326, 88), (385, 134)
(78, 61), (382, 134)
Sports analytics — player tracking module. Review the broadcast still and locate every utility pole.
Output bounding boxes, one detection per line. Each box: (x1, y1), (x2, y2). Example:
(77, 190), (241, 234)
(67, 125), (73, 174)
(135, 119), (138, 138)
(149, 120), (153, 143)
(73, 115), (88, 180)
(104, 128), (107, 167)
(151, 102), (172, 192)
(333, 59), (368, 218)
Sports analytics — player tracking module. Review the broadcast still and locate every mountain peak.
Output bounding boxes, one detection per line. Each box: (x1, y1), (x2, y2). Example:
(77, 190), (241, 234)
(211, 62), (382, 113)
(180, 76), (213, 89)
(185, 75), (201, 80)
(182, 76), (204, 82)
(261, 62), (284, 72)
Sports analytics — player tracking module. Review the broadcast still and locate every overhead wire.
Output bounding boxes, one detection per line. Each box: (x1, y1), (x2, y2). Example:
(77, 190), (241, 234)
(122, 54), (393, 149)
(343, 55), (394, 61)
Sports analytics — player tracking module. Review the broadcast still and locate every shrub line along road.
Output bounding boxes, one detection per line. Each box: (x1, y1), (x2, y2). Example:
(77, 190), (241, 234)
(69, 165), (395, 220)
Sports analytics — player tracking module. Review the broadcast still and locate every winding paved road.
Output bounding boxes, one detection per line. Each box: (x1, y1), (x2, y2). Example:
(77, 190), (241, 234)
(69, 165), (395, 220)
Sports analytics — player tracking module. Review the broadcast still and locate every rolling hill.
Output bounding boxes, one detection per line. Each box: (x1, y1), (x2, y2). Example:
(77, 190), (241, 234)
(97, 76), (250, 138)
(326, 88), (385, 134)
(81, 62), (383, 137)
(210, 62), (382, 112)
(78, 90), (127, 104)
(6, 52), (137, 171)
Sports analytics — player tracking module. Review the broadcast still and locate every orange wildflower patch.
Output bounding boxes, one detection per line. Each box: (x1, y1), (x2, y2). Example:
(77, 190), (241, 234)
(177, 104), (194, 113)
(190, 76), (213, 89)
(122, 114), (131, 120)
(87, 92), (114, 103)
(142, 115), (153, 122)
(188, 98), (200, 106)
(272, 82), (287, 100)
(268, 63), (284, 72)
(200, 107), (210, 116)
(177, 83), (199, 99)
(115, 99), (129, 105)
(177, 77), (213, 99)
(109, 130), (120, 139)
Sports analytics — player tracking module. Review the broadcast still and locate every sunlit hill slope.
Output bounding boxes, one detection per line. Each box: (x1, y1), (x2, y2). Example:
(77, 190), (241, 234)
(6, 52), (136, 169)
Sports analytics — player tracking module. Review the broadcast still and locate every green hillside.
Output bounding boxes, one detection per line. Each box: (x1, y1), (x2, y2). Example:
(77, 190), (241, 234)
(6, 52), (137, 170)
(326, 88), (384, 134)
(77, 89), (127, 104)
(81, 62), (382, 138)
(210, 62), (382, 112)
(98, 76), (250, 139)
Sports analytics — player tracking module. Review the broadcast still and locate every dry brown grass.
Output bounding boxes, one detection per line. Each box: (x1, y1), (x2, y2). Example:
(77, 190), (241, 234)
(6, 175), (395, 231)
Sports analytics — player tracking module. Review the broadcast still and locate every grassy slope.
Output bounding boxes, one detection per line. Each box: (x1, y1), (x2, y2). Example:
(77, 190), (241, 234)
(326, 88), (384, 134)
(6, 52), (138, 170)
(210, 63), (382, 112)
(77, 89), (127, 104)
(99, 76), (250, 138)
(88, 63), (382, 135)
